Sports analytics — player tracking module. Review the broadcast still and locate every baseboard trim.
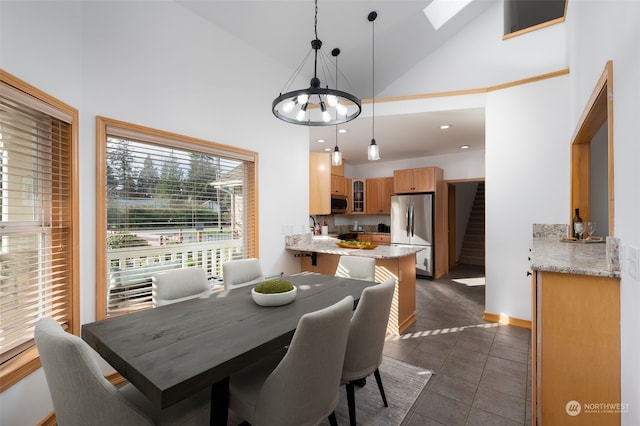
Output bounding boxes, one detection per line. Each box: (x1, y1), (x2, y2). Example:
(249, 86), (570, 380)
(483, 312), (531, 329)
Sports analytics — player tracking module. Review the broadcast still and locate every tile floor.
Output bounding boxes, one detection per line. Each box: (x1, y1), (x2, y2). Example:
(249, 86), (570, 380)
(383, 264), (532, 426)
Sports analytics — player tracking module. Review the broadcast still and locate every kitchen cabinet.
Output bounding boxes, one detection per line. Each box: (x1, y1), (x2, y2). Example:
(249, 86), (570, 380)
(344, 177), (352, 213)
(331, 174), (348, 196)
(297, 251), (416, 335)
(351, 179), (366, 214)
(532, 270), (620, 425)
(359, 233), (390, 245)
(393, 166), (441, 194)
(309, 153), (331, 215)
(366, 177), (393, 214)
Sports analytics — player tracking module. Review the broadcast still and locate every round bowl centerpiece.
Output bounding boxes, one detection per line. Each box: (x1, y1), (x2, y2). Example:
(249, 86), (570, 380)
(251, 279), (297, 307)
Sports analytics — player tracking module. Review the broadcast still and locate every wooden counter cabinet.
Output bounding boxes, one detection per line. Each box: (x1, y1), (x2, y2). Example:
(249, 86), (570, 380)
(393, 167), (441, 194)
(300, 253), (416, 335)
(309, 153), (331, 215)
(351, 179), (366, 214)
(331, 174), (348, 196)
(531, 271), (621, 426)
(359, 233), (390, 245)
(366, 177), (393, 214)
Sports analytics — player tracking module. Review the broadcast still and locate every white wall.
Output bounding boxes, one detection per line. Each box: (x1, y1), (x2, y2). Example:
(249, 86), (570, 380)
(382, 0), (567, 97)
(485, 75), (571, 320)
(0, 1), (308, 424)
(566, 2), (640, 423)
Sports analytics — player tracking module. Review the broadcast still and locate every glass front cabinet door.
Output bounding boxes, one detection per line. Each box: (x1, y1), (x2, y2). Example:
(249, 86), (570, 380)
(352, 179), (366, 214)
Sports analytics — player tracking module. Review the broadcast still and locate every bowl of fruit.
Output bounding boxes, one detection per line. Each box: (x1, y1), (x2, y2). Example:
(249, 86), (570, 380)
(336, 240), (378, 250)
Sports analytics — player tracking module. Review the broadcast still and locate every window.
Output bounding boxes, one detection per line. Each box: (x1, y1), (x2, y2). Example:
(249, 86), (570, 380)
(504, 0), (566, 37)
(0, 71), (78, 391)
(96, 117), (258, 318)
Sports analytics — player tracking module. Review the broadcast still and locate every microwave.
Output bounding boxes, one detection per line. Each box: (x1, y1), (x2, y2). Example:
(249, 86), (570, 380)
(331, 195), (348, 213)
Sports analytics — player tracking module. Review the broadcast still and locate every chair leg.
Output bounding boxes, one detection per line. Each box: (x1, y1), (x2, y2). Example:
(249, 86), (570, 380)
(373, 368), (388, 407)
(328, 411), (338, 426)
(346, 383), (357, 426)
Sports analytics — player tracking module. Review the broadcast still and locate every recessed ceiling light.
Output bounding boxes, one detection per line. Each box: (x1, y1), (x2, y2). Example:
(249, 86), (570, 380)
(338, 129), (347, 134)
(317, 138), (326, 143)
(440, 124), (451, 130)
(323, 147), (332, 152)
(460, 145), (470, 150)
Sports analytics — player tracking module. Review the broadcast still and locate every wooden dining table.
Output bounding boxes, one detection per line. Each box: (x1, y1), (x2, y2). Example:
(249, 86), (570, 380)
(81, 272), (376, 425)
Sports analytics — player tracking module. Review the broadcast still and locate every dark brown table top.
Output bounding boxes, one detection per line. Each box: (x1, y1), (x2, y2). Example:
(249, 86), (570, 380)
(81, 272), (374, 409)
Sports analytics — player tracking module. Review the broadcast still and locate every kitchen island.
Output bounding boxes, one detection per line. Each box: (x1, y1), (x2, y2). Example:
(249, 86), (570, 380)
(285, 234), (424, 335)
(530, 236), (621, 425)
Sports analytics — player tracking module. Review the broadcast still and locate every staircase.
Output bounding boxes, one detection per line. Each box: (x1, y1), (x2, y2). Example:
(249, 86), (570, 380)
(459, 182), (485, 266)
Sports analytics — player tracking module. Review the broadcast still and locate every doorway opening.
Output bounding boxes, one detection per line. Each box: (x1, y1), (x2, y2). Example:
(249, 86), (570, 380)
(447, 180), (485, 270)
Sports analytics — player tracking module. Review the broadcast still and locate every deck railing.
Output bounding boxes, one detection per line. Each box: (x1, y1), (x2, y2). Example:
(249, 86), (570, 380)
(106, 239), (243, 316)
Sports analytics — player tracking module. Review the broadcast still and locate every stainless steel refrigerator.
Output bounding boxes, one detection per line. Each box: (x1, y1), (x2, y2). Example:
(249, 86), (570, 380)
(391, 193), (434, 278)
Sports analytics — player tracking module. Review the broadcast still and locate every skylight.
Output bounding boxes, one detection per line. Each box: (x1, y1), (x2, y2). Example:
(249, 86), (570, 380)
(423, 0), (474, 31)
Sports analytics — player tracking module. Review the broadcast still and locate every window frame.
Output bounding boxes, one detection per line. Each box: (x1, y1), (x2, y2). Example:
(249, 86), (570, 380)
(0, 70), (79, 392)
(503, 0), (567, 40)
(95, 116), (259, 319)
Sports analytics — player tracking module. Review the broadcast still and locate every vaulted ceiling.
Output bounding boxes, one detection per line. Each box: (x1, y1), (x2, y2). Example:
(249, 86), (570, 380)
(177, 0), (496, 164)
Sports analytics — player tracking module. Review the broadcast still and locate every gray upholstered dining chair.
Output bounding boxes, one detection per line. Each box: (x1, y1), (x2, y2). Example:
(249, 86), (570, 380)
(34, 317), (210, 426)
(222, 258), (265, 290)
(335, 255), (376, 282)
(152, 267), (211, 307)
(228, 295), (354, 426)
(341, 277), (396, 426)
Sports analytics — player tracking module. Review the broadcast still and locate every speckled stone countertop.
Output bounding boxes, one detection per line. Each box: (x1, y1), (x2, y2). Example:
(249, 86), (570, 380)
(530, 239), (620, 278)
(285, 234), (423, 259)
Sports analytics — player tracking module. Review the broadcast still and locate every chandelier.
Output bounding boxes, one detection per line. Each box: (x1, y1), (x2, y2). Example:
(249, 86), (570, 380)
(272, 0), (362, 126)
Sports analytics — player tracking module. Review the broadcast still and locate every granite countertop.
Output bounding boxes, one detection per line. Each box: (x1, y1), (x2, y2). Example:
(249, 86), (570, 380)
(286, 234), (422, 259)
(530, 238), (620, 278)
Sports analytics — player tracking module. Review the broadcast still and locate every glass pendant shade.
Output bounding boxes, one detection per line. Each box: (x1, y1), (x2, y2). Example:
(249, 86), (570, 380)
(332, 146), (343, 166)
(368, 139), (380, 161)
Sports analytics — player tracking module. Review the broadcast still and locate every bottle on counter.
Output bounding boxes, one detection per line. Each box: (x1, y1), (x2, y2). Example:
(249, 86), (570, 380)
(572, 208), (583, 239)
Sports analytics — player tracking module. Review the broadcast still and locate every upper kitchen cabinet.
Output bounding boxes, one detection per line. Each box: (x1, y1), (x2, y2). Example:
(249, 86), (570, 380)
(351, 178), (366, 214)
(331, 174), (348, 196)
(366, 177), (394, 214)
(309, 153), (331, 215)
(394, 166), (443, 194)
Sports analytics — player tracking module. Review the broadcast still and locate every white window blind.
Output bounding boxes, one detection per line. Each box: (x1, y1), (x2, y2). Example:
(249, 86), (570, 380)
(104, 131), (256, 316)
(0, 93), (73, 364)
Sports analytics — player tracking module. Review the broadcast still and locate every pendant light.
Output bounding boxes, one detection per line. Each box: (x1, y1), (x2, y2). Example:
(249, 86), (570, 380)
(332, 125), (342, 166)
(272, 0), (362, 126)
(368, 11), (380, 161)
(331, 48), (343, 166)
